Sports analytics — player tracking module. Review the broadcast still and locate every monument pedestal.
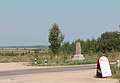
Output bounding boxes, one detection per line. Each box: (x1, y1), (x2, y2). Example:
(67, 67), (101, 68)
(73, 54), (85, 61)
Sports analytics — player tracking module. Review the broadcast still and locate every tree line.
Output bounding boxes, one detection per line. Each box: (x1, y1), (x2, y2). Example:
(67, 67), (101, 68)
(48, 23), (120, 56)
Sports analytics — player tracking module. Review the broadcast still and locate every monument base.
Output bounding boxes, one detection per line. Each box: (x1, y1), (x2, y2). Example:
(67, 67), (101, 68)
(73, 54), (85, 61)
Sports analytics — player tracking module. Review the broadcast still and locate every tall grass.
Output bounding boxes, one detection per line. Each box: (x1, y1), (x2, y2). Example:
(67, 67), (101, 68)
(0, 48), (120, 66)
(0, 55), (34, 63)
(111, 64), (120, 83)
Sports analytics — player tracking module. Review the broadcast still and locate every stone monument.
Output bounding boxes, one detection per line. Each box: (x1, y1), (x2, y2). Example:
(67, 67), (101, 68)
(73, 42), (85, 60)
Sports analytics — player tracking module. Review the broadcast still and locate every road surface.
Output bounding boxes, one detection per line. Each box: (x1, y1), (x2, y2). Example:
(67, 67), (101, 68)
(0, 64), (96, 77)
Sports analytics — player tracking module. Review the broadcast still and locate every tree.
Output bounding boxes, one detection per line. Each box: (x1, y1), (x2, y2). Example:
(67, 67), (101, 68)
(61, 41), (71, 54)
(97, 31), (120, 52)
(70, 41), (76, 55)
(48, 23), (64, 56)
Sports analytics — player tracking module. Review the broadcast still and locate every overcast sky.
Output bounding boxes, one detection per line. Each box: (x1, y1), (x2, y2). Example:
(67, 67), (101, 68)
(0, 0), (120, 46)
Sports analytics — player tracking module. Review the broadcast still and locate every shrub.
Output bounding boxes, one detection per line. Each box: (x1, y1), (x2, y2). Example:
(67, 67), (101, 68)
(111, 64), (120, 83)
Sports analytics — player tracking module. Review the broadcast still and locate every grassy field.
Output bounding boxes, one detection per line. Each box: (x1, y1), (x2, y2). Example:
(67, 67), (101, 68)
(0, 48), (120, 65)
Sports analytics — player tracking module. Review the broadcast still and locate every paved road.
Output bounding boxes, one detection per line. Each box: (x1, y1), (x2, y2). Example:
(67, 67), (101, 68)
(0, 64), (96, 77)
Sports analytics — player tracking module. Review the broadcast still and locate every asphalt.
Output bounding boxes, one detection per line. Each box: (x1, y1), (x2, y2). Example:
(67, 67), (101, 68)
(0, 64), (96, 77)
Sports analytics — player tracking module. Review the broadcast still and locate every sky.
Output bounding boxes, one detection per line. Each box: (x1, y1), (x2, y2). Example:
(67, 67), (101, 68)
(0, 0), (120, 46)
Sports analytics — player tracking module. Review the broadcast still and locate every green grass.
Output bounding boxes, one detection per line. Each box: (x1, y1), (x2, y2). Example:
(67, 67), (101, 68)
(32, 54), (99, 66)
(0, 50), (120, 67)
(32, 52), (120, 66)
(111, 64), (120, 83)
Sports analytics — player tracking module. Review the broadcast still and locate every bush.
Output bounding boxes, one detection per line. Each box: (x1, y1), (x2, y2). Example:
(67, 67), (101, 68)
(111, 64), (120, 83)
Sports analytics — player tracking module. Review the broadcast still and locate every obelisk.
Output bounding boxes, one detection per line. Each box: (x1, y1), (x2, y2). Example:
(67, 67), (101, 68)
(76, 42), (81, 54)
(73, 42), (85, 60)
